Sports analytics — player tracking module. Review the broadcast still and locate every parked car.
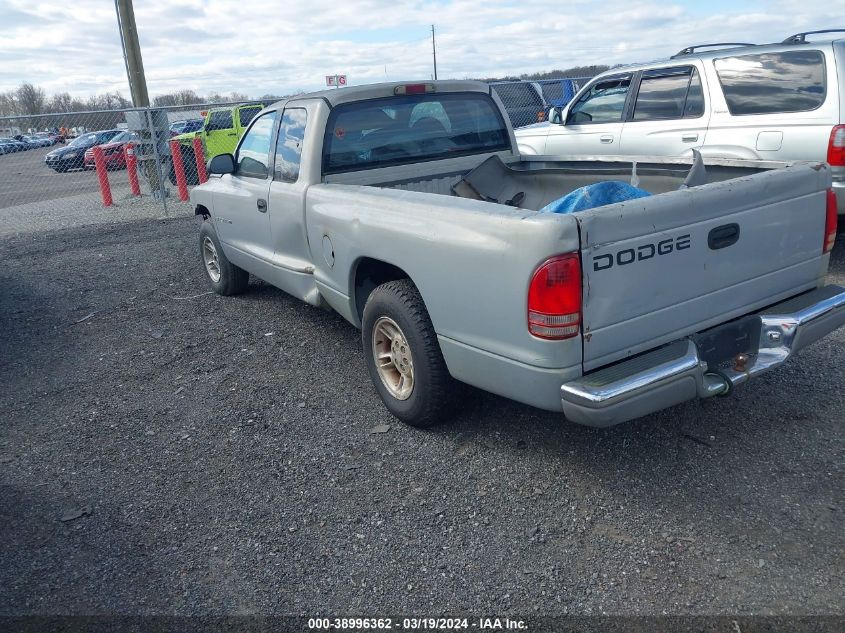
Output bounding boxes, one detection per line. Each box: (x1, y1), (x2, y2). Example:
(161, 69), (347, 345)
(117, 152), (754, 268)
(45, 129), (123, 172)
(11, 134), (38, 149)
(515, 29), (845, 215)
(188, 80), (843, 428)
(490, 81), (547, 129)
(170, 103), (264, 184)
(82, 131), (138, 170)
(0, 138), (28, 154)
(22, 134), (52, 148)
(33, 132), (61, 146)
(169, 119), (204, 137)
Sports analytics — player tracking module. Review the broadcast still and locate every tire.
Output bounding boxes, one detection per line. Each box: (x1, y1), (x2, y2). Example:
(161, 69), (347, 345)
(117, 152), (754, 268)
(362, 279), (458, 427)
(199, 220), (249, 296)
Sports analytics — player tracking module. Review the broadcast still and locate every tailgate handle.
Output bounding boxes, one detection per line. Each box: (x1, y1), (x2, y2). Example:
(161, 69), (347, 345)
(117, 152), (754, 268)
(708, 223), (740, 250)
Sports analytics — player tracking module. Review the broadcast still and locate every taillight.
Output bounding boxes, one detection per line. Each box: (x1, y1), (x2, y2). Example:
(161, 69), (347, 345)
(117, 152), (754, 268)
(825, 189), (838, 253)
(528, 253), (582, 339)
(394, 83), (435, 95)
(827, 125), (845, 166)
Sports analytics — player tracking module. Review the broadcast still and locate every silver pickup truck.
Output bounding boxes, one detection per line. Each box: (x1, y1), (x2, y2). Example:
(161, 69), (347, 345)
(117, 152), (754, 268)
(190, 80), (844, 428)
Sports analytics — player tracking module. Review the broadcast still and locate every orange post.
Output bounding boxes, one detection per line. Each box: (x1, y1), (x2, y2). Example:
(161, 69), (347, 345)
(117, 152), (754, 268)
(124, 145), (140, 196)
(169, 140), (189, 201)
(192, 137), (208, 183)
(91, 146), (113, 207)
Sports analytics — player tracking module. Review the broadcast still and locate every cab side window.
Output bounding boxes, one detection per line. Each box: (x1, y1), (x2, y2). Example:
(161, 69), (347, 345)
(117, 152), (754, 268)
(567, 77), (631, 124)
(207, 110), (233, 131)
(632, 67), (705, 121)
(235, 111), (276, 179)
(275, 108), (307, 183)
(239, 107), (262, 127)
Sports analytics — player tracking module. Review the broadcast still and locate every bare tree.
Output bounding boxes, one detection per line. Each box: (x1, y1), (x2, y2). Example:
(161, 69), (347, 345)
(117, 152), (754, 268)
(16, 83), (46, 115)
(0, 91), (17, 116)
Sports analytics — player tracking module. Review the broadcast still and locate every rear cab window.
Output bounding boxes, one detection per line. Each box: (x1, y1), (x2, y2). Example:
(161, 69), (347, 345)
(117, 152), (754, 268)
(322, 92), (510, 175)
(714, 50), (826, 115)
(275, 108), (307, 182)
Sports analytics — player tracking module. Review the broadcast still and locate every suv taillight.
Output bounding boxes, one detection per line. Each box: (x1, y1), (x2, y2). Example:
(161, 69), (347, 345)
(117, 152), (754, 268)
(825, 189), (838, 254)
(827, 125), (845, 166)
(528, 253), (582, 339)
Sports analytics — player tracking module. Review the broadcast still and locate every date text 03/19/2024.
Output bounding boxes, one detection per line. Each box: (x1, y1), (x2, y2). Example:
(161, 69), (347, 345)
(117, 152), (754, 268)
(307, 617), (528, 630)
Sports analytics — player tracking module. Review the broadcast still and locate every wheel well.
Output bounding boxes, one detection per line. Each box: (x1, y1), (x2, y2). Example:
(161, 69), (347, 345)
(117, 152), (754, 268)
(353, 258), (410, 322)
(195, 204), (210, 217)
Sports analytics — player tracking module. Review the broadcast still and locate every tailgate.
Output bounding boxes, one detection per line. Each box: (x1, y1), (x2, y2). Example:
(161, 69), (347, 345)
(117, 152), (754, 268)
(577, 163), (832, 371)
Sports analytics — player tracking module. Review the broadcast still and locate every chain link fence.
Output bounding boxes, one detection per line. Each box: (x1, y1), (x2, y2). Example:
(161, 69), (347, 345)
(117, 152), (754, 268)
(0, 100), (265, 230)
(490, 77), (589, 128)
(0, 80), (589, 233)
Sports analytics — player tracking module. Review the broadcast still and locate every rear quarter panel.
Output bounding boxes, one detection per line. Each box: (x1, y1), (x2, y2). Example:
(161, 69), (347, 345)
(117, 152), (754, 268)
(304, 184), (584, 372)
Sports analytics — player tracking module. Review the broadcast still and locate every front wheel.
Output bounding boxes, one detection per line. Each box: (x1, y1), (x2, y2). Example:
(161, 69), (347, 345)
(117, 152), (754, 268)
(199, 220), (249, 295)
(362, 279), (458, 427)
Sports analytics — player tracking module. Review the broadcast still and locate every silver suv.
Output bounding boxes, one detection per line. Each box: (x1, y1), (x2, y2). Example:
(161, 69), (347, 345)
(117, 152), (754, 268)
(515, 29), (845, 213)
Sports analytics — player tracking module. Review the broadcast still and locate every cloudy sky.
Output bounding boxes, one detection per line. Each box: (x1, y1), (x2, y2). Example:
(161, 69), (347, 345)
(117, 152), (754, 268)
(0, 0), (842, 99)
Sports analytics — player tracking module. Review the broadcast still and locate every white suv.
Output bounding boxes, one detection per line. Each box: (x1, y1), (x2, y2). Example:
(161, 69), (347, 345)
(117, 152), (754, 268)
(515, 30), (845, 213)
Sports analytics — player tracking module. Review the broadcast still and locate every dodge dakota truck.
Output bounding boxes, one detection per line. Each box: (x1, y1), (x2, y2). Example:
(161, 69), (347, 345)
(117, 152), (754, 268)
(189, 80), (844, 428)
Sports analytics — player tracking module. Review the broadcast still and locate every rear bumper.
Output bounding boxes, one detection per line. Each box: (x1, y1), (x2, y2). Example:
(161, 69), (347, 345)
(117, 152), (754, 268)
(560, 285), (845, 427)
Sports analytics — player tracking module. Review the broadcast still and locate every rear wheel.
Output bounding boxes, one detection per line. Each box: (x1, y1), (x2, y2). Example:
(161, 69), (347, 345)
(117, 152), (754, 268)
(199, 220), (249, 295)
(362, 279), (458, 427)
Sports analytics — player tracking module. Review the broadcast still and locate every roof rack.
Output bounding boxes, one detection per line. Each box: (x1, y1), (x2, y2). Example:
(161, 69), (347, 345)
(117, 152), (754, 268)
(781, 29), (845, 44)
(671, 43), (755, 58)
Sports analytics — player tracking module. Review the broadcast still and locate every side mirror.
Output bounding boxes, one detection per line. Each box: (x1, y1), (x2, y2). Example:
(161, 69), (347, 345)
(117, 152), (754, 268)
(547, 106), (564, 125)
(208, 153), (235, 175)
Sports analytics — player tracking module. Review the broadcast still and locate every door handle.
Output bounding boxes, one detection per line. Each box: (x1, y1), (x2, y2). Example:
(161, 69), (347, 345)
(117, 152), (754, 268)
(682, 134), (699, 142)
(257, 199), (267, 213)
(600, 135), (614, 144)
(228, 132), (238, 137)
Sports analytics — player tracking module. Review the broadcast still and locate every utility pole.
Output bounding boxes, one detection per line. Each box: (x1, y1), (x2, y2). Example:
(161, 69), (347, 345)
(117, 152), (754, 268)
(431, 25), (438, 80)
(115, 0), (150, 107)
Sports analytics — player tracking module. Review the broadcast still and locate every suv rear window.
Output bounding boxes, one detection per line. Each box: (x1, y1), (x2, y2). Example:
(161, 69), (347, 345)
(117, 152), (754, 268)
(714, 51), (826, 115)
(322, 92), (510, 175)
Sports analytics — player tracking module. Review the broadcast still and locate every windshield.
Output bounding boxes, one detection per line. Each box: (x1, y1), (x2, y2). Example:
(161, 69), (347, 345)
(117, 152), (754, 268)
(70, 133), (97, 147)
(322, 92), (510, 174)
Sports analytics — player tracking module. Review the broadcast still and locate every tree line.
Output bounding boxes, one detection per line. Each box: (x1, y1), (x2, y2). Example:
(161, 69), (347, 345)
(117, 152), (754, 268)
(478, 65), (611, 82)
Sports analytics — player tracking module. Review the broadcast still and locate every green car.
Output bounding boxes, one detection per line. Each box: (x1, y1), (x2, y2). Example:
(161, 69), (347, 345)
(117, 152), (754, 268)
(170, 103), (264, 184)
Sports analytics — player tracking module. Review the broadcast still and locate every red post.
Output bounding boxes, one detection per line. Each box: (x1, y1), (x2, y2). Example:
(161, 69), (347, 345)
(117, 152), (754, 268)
(124, 145), (140, 196)
(91, 146), (113, 207)
(192, 136), (208, 183)
(169, 140), (189, 202)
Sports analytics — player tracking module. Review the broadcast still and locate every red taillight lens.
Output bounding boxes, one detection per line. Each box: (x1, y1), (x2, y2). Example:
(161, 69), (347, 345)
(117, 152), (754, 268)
(827, 125), (845, 166)
(528, 253), (582, 340)
(394, 83), (435, 95)
(825, 189), (838, 253)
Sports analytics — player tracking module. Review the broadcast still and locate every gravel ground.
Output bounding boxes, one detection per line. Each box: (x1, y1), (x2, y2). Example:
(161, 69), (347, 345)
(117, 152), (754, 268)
(0, 215), (843, 618)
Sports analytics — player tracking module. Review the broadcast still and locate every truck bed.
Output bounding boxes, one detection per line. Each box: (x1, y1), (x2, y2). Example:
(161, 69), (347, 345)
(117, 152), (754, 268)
(316, 154), (831, 374)
(324, 152), (787, 211)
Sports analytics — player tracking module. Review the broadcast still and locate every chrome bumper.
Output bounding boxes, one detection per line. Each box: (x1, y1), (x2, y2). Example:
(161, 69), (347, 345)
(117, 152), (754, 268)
(561, 285), (845, 427)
